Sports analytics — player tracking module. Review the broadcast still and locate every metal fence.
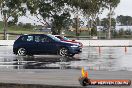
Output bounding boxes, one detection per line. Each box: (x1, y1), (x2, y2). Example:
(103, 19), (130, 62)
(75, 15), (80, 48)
(0, 33), (132, 40)
(0, 33), (22, 40)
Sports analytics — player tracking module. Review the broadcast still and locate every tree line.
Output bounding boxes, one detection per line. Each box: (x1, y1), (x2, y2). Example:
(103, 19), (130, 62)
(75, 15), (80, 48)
(116, 15), (132, 26)
(97, 15), (132, 30)
(0, 0), (120, 39)
(93, 15), (132, 39)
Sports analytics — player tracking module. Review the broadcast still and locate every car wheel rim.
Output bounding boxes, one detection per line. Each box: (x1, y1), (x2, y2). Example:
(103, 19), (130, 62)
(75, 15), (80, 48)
(18, 48), (26, 56)
(59, 48), (68, 56)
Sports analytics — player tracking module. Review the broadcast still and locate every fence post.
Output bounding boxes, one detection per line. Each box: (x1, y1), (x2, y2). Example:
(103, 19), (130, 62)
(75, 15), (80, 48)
(7, 34), (9, 40)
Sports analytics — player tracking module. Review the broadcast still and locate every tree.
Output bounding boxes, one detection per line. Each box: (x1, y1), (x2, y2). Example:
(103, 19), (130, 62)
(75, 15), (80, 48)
(0, 0), (26, 40)
(68, 0), (105, 37)
(118, 28), (125, 36)
(101, 17), (116, 38)
(116, 15), (124, 25)
(125, 29), (132, 35)
(68, 0), (120, 37)
(51, 12), (71, 34)
(25, 0), (72, 35)
(25, 0), (120, 36)
(105, 0), (120, 39)
(116, 15), (132, 26)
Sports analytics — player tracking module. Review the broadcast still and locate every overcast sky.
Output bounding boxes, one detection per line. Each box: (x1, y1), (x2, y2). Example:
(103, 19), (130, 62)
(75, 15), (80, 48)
(25, 0), (132, 25)
(115, 0), (132, 16)
(102, 0), (132, 18)
(1, 0), (132, 25)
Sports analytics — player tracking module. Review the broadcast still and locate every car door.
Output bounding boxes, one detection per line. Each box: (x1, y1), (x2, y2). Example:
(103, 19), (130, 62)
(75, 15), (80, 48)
(23, 35), (37, 53)
(34, 35), (44, 53)
(40, 35), (58, 54)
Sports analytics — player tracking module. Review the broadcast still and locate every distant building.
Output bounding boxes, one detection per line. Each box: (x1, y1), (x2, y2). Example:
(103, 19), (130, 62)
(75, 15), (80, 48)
(69, 26), (90, 31)
(39, 28), (51, 33)
(33, 27), (52, 33)
(97, 26), (132, 31)
(116, 26), (132, 30)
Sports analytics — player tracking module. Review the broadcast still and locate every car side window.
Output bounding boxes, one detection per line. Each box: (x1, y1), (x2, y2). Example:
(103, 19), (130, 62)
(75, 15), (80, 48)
(35, 36), (41, 42)
(41, 36), (51, 42)
(27, 36), (33, 42)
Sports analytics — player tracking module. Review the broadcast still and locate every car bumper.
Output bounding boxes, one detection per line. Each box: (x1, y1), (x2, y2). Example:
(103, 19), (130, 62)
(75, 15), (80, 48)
(13, 48), (17, 54)
(68, 47), (82, 54)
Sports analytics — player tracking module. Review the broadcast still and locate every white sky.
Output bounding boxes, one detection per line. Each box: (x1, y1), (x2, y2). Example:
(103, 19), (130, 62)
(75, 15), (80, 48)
(1, 0), (132, 25)
(24, 0), (132, 25)
(101, 0), (132, 18)
(115, 0), (132, 16)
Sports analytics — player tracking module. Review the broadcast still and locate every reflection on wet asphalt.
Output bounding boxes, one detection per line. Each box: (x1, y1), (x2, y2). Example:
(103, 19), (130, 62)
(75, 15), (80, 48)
(0, 46), (132, 71)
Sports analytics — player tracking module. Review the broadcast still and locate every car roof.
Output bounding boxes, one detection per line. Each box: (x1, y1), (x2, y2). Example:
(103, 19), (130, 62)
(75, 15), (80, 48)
(53, 35), (60, 36)
(21, 34), (50, 36)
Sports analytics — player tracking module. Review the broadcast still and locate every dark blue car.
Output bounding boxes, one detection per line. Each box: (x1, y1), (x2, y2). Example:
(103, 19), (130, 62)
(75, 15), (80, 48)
(13, 34), (82, 57)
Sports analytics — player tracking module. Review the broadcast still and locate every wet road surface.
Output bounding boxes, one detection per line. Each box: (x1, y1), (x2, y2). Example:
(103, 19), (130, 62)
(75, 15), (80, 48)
(1, 46), (132, 71)
(0, 69), (132, 88)
(0, 46), (132, 88)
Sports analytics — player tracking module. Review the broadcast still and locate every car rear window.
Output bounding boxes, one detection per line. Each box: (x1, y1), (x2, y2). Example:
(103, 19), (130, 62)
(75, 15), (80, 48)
(20, 36), (27, 41)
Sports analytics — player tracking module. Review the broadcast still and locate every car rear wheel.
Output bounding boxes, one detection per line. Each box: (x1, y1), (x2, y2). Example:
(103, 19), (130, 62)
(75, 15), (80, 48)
(17, 48), (27, 56)
(59, 47), (68, 56)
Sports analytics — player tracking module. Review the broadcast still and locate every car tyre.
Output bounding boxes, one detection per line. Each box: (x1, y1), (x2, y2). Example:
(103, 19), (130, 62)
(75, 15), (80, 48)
(27, 53), (34, 57)
(69, 54), (75, 57)
(59, 47), (68, 56)
(17, 48), (27, 56)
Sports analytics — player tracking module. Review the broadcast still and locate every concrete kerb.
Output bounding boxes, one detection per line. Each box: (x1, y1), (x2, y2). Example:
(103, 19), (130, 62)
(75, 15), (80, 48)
(0, 83), (83, 88)
(1, 40), (132, 46)
(0, 69), (131, 88)
(0, 40), (15, 46)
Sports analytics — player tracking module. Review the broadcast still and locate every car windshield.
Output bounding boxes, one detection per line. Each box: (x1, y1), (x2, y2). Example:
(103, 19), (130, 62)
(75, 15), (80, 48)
(48, 34), (61, 42)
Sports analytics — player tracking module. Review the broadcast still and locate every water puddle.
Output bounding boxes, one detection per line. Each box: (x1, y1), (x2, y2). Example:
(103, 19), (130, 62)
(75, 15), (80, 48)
(0, 46), (132, 71)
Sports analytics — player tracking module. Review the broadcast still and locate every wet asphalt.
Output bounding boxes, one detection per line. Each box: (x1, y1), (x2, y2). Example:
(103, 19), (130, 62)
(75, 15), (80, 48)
(0, 46), (132, 88)
(0, 46), (132, 71)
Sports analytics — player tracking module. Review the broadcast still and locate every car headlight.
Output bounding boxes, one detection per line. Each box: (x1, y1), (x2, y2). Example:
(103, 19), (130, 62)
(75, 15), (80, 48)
(71, 45), (78, 48)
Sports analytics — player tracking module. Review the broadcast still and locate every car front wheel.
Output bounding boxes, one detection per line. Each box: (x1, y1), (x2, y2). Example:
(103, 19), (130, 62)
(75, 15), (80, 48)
(69, 54), (75, 57)
(59, 47), (68, 56)
(17, 48), (27, 56)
